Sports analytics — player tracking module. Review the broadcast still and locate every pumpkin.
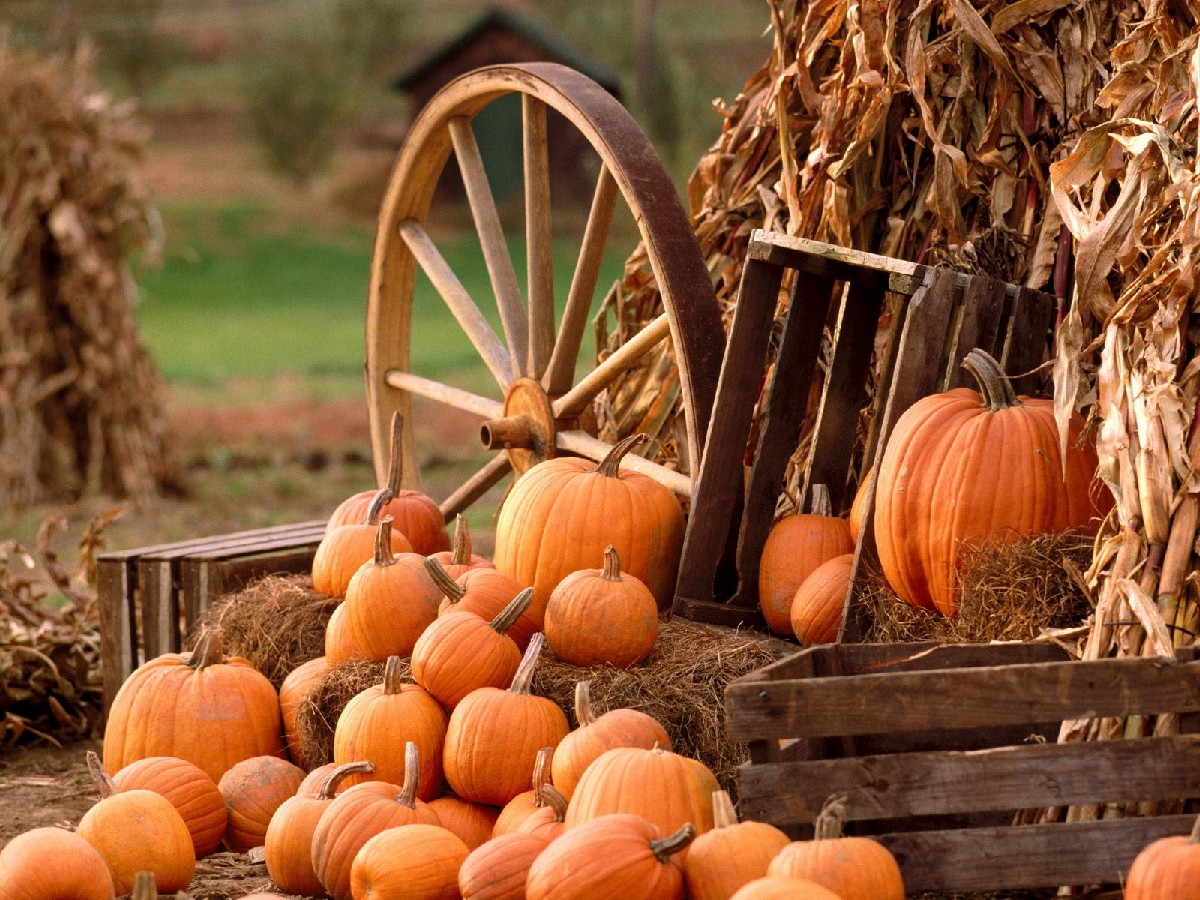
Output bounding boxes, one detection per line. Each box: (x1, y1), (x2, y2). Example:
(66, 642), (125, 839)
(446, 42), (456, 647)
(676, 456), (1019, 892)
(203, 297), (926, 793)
(757, 484), (853, 634)
(544, 544), (659, 667)
(492, 433), (686, 617)
(218, 754), (306, 852)
(427, 514), (493, 579)
(874, 348), (1109, 616)
(279, 655), (330, 764)
(333, 655), (449, 801)
(847, 466), (873, 539)
(412, 588), (531, 709)
(426, 558), (538, 651)
(349, 823), (470, 900)
(297, 762), (339, 797)
(427, 794), (501, 850)
(457, 831), (550, 900)
(515, 783), (568, 843)
(264, 760), (375, 896)
(551, 679), (671, 800)
(790, 552), (854, 646)
(729, 876), (843, 899)
(324, 601), (363, 665)
(313, 492), (412, 599)
(339, 517), (441, 662)
(683, 790), (790, 900)
(491, 746), (554, 836)
(311, 742), (441, 900)
(1125, 816), (1200, 899)
(77, 751), (195, 895)
(0, 826), (115, 900)
(443, 633), (569, 806)
(103, 627), (283, 783)
(327, 412), (450, 555)
(112, 755), (227, 857)
(767, 795), (904, 899)
(526, 814), (695, 900)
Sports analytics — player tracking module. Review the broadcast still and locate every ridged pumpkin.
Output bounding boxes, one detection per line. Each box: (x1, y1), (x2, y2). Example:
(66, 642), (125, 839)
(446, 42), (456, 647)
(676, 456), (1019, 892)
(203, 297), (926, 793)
(683, 790), (790, 900)
(875, 348), (1109, 616)
(427, 514), (493, 579)
(551, 680), (671, 800)
(102, 627), (283, 783)
(0, 826), (115, 900)
(544, 545), (659, 667)
(333, 655), (448, 801)
(757, 485), (853, 634)
(427, 794), (502, 850)
(112, 755), (227, 857)
(324, 601), (363, 665)
(77, 752), (195, 895)
(491, 746), (554, 836)
(426, 558), (538, 652)
(443, 633), (569, 806)
(218, 754), (306, 852)
(790, 552), (854, 646)
(279, 655), (330, 765)
(458, 831), (550, 900)
(312, 492), (412, 599)
(350, 823), (470, 900)
(327, 412), (450, 555)
(1125, 817), (1200, 899)
(526, 814), (694, 900)
(492, 433), (686, 617)
(730, 876), (842, 899)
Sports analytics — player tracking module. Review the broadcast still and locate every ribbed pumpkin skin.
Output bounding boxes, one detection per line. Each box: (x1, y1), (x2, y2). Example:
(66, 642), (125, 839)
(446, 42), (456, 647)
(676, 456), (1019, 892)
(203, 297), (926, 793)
(279, 656), (330, 764)
(411, 610), (522, 710)
(1125, 829), (1200, 899)
(729, 876), (843, 899)
(874, 363), (1106, 616)
(112, 756), (227, 856)
(758, 513), (853, 634)
(328, 489), (450, 555)
(342, 550), (441, 662)
(350, 824), (470, 900)
(525, 813), (688, 900)
(218, 755), (306, 852)
(312, 523), (412, 599)
(427, 794), (502, 850)
(102, 631), (283, 783)
(458, 832), (550, 900)
(768, 836), (904, 899)
(683, 795), (789, 900)
(0, 827), (115, 900)
(77, 788), (195, 894)
(790, 553), (854, 646)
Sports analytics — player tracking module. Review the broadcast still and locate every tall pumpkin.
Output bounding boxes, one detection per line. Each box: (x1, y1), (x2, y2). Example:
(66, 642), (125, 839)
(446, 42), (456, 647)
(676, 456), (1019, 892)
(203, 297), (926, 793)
(492, 433), (685, 616)
(103, 627), (283, 783)
(874, 348), (1109, 616)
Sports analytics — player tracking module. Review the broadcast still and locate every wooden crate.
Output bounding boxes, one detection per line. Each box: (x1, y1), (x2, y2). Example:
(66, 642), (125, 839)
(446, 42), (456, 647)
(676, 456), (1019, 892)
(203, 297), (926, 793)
(725, 641), (1200, 893)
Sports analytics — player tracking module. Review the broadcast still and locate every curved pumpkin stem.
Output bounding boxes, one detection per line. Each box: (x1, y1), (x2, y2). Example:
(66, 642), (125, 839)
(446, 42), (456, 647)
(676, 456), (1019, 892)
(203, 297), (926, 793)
(962, 348), (1021, 411)
(188, 627), (224, 671)
(318, 760), (376, 800)
(449, 515), (473, 566)
(424, 557), (466, 602)
(712, 789), (739, 829)
(573, 680), (598, 727)
(396, 741), (420, 809)
(650, 823), (697, 862)
(85, 750), (119, 800)
(509, 632), (546, 695)
(375, 516), (398, 568)
(382, 655), (407, 694)
(595, 433), (650, 478)
(814, 794), (850, 841)
(601, 545), (623, 581)
(531, 746), (552, 807)
(131, 871), (157, 900)
(385, 411), (405, 494)
(491, 588), (534, 634)
(364, 487), (396, 526)
(538, 783), (568, 822)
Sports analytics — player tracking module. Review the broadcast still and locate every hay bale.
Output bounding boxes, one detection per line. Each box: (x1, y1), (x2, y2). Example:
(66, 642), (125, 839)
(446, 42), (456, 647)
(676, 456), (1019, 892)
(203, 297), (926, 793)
(294, 657), (388, 770)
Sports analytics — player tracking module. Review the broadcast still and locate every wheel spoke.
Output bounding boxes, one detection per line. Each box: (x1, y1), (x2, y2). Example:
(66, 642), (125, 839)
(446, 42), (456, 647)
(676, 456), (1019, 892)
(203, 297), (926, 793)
(439, 453), (513, 520)
(556, 429), (691, 496)
(384, 369), (504, 419)
(523, 95), (555, 380)
(449, 116), (526, 379)
(542, 165), (619, 397)
(399, 219), (514, 391)
(551, 313), (672, 419)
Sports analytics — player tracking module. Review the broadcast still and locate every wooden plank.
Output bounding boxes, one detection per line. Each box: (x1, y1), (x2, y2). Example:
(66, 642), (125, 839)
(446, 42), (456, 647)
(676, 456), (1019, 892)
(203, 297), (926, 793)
(725, 655), (1200, 741)
(737, 733), (1200, 825)
(138, 555), (182, 658)
(670, 597), (767, 630)
(97, 555), (136, 712)
(880, 814), (1198, 892)
(748, 229), (926, 295)
(946, 274), (1007, 390)
(1001, 285), (1057, 395)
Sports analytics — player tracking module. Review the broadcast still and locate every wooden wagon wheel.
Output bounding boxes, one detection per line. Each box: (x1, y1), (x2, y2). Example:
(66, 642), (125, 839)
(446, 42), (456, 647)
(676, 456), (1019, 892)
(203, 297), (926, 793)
(366, 62), (725, 519)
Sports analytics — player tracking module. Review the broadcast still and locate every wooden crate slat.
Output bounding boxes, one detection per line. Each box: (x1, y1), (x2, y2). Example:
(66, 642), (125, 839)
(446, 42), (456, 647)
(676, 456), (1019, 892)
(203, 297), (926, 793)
(180, 542), (321, 636)
(97, 556), (137, 710)
(946, 274), (1008, 390)
(1002, 284), (1058, 395)
(748, 230), (927, 296)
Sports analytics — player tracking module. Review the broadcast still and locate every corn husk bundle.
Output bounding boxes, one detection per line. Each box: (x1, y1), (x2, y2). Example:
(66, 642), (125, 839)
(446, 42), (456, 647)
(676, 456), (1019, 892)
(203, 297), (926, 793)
(0, 39), (184, 507)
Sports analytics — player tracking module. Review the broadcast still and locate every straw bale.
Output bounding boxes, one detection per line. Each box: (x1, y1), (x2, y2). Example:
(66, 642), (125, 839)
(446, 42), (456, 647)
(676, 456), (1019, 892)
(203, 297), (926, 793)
(294, 657), (387, 770)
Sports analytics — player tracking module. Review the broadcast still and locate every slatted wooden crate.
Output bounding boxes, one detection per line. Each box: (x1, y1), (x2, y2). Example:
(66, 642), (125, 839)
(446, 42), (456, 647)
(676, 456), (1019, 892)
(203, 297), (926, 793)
(725, 641), (1200, 893)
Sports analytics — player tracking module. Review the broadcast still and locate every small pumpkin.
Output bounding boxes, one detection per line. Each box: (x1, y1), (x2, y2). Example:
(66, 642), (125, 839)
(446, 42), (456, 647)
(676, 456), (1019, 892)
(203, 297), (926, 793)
(729, 876), (843, 899)
(551, 679), (671, 800)
(683, 790), (790, 900)
(491, 745), (554, 837)
(427, 794), (502, 850)
(847, 466), (873, 539)
(312, 491), (412, 599)
(0, 826), (115, 900)
(112, 755), (227, 857)
(1125, 816), (1200, 899)
(218, 754), (306, 853)
(427, 514), (493, 579)
(790, 552), (854, 646)
(349, 823), (470, 900)
(426, 558), (538, 651)
(457, 831), (550, 900)
(279, 655), (330, 765)
(544, 545), (659, 667)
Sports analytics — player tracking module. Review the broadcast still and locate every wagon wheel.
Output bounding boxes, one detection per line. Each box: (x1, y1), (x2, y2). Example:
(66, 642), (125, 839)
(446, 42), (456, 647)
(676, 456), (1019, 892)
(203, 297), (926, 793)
(366, 63), (725, 519)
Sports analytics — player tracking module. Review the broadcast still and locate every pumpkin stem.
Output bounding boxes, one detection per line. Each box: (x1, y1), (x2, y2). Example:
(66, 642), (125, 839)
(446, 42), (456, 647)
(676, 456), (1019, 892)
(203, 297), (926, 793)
(601, 545), (622, 581)
(374, 516), (397, 568)
(814, 794), (849, 841)
(809, 483), (832, 517)
(131, 871), (157, 900)
(424, 557), (466, 602)
(188, 627), (224, 670)
(650, 823), (697, 862)
(491, 588), (534, 634)
(318, 760), (376, 800)
(573, 680), (598, 727)
(538, 783), (568, 822)
(382, 655), (407, 694)
(449, 515), (473, 566)
(711, 789), (739, 829)
(397, 741), (420, 809)
(509, 632), (546, 695)
(962, 348), (1021, 411)
(531, 747), (552, 807)
(364, 487), (396, 526)
(595, 433), (650, 478)
(85, 750), (118, 800)
(385, 411), (405, 494)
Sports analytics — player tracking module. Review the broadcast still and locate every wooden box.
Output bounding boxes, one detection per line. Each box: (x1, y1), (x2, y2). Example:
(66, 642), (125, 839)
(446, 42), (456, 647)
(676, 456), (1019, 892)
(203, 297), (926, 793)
(725, 641), (1200, 893)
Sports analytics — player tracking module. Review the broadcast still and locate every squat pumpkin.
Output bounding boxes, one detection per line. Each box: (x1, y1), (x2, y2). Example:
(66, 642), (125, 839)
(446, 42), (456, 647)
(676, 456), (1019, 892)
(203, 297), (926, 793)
(0, 826), (115, 900)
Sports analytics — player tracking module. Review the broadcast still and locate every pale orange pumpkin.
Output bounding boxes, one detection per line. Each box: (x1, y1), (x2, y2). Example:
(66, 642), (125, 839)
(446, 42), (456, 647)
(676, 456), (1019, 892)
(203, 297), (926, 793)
(426, 558), (538, 652)
(790, 552), (854, 646)
(1125, 817), (1200, 899)
(427, 514), (493, 579)
(313, 493), (412, 599)
(218, 754), (306, 852)
(730, 876), (842, 899)
(491, 746), (554, 837)
(350, 823), (470, 900)
(112, 755), (227, 857)
(458, 831), (551, 900)
(683, 790), (790, 900)
(427, 794), (502, 850)
(279, 655), (330, 764)
(0, 826), (115, 900)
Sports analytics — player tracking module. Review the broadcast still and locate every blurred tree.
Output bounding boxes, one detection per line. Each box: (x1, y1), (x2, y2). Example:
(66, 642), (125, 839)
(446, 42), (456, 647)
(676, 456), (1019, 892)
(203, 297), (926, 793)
(81, 0), (177, 97)
(334, 0), (418, 79)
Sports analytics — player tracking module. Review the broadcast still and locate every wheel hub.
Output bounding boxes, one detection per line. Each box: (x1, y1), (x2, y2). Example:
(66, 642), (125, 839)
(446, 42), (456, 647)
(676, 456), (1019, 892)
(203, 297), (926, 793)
(480, 378), (558, 475)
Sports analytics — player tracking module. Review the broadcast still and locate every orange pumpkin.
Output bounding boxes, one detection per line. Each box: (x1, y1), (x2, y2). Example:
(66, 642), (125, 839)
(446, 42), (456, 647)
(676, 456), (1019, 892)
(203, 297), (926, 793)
(493, 433), (686, 617)
(544, 545), (659, 667)
(730, 876), (843, 899)
(327, 412), (450, 555)
(324, 601), (363, 665)
(790, 552), (854, 646)
(847, 466), (873, 539)
(1125, 817), (1200, 899)
(458, 831), (551, 900)
(350, 823), (470, 900)
(279, 655), (330, 764)
(427, 794), (502, 850)
(427, 514), (493, 579)
(492, 746), (554, 837)
(551, 680), (671, 800)
(112, 756), (227, 857)
(683, 790), (790, 900)
(875, 348), (1110, 616)
(443, 633), (569, 806)
(426, 558), (538, 652)
(313, 492), (412, 599)
(516, 783), (568, 843)
(102, 627), (283, 783)
(0, 826), (115, 900)
(218, 754), (306, 853)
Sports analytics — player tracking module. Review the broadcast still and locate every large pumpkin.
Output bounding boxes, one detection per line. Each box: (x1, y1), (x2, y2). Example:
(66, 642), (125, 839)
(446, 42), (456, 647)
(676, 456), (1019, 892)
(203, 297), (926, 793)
(0, 826), (115, 900)
(1125, 817), (1200, 899)
(492, 433), (685, 616)
(874, 348), (1109, 616)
